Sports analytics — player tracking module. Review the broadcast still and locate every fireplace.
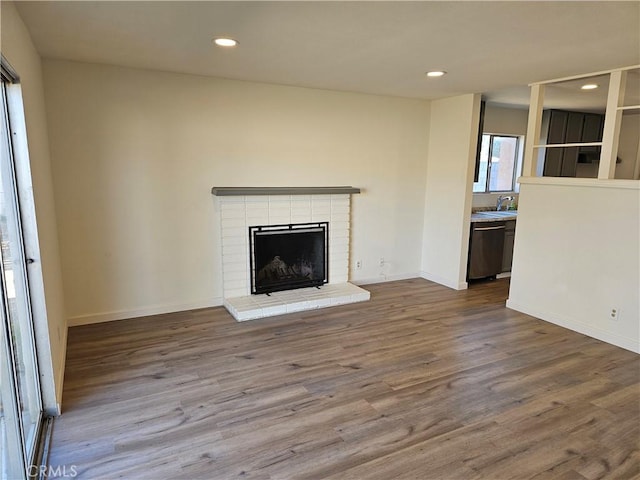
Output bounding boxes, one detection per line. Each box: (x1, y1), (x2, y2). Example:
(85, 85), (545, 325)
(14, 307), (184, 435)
(250, 222), (328, 294)
(211, 186), (370, 321)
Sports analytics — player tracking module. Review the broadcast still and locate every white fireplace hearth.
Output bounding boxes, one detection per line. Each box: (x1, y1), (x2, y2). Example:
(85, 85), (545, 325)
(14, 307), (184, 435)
(212, 186), (370, 321)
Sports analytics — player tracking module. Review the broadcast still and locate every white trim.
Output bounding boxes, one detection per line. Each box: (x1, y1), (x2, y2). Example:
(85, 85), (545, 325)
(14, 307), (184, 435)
(523, 84), (544, 177)
(352, 272), (421, 286)
(67, 298), (223, 326)
(5, 82), (61, 414)
(634, 131), (640, 180)
(599, 70), (626, 179)
(518, 176), (640, 190)
(526, 65), (637, 182)
(532, 142), (602, 148)
(529, 64), (640, 86)
(419, 271), (468, 291)
(506, 299), (639, 354)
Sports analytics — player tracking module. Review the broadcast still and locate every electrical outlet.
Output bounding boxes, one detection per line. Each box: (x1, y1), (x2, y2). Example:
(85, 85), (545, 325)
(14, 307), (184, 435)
(356, 260), (362, 270)
(379, 257), (385, 267)
(610, 307), (619, 320)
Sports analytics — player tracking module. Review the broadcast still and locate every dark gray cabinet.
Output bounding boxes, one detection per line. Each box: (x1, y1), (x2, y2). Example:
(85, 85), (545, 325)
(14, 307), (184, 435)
(467, 218), (516, 279)
(467, 221), (506, 280)
(502, 220), (516, 273)
(542, 109), (604, 177)
(473, 100), (486, 182)
(543, 110), (568, 177)
(582, 114), (604, 143)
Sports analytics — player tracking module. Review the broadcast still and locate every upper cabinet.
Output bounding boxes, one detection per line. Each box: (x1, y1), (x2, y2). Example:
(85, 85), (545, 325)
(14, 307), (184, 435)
(581, 113), (604, 143)
(541, 109), (604, 177)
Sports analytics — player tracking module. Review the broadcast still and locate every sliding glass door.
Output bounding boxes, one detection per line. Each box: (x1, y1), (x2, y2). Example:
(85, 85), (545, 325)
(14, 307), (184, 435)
(0, 71), (43, 479)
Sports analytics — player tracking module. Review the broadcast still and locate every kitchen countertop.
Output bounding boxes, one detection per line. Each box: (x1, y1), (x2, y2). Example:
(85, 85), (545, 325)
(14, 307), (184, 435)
(471, 211), (518, 223)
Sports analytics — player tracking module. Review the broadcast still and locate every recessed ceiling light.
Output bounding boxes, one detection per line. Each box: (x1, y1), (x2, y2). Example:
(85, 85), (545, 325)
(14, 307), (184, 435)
(581, 83), (599, 90)
(213, 37), (238, 47)
(426, 71), (447, 78)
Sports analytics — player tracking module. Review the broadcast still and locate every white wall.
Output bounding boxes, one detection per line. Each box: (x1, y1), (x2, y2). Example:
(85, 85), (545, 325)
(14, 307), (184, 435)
(483, 104), (529, 136)
(0, 1), (67, 413)
(42, 60), (431, 325)
(421, 94), (480, 289)
(508, 178), (640, 353)
(473, 104), (529, 209)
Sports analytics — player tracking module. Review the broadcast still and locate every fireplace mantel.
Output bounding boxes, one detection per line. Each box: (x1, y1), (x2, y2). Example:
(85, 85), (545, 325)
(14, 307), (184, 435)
(211, 186), (361, 196)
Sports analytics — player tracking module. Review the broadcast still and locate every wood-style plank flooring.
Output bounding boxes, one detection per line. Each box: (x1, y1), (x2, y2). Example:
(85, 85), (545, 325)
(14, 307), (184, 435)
(49, 279), (640, 479)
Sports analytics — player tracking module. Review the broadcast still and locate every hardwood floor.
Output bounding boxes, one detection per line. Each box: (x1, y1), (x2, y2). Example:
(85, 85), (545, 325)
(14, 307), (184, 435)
(49, 278), (639, 479)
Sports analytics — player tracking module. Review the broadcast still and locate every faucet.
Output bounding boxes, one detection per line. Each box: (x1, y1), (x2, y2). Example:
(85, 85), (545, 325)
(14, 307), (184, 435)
(496, 195), (514, 211)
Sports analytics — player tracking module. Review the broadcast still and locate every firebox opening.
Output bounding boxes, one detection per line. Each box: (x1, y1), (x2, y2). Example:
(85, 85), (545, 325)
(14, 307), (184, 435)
(249, 222), (329, 295)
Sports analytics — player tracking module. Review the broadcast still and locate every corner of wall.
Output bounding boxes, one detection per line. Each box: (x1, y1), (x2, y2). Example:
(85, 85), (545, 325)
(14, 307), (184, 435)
(420, 93), (479, 290)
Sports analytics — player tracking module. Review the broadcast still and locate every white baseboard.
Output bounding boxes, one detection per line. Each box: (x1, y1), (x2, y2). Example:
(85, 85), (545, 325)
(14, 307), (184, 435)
(67, 298), (224, 327)
(506, 299), (639, 354)
(419, 271), (468, 291)
(352, 272), (421, 286)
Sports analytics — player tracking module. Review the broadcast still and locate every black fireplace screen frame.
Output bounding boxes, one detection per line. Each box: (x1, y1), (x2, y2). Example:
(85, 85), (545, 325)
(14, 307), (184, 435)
(249, 222), (329, 295)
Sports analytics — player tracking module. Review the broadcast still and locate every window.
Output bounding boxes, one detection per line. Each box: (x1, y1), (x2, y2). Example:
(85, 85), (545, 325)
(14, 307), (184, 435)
(473, 134), (521, 193)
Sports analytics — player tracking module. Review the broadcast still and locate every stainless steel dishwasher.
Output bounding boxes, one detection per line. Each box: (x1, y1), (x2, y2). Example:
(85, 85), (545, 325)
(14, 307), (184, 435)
(467, 221), (506, 280)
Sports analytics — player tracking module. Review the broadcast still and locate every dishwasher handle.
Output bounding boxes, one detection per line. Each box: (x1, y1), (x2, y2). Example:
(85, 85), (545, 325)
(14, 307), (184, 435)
(473, 225), (505, 231)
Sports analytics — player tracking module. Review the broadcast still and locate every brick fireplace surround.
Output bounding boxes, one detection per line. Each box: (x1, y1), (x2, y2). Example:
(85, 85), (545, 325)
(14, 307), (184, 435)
(212, 187), (370, 321)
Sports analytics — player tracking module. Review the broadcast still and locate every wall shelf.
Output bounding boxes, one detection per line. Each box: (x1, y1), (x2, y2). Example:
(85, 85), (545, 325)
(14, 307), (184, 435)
(518, 176), (639, 190)
(533, 142), (602, 148)
(211, 186), (361, 196)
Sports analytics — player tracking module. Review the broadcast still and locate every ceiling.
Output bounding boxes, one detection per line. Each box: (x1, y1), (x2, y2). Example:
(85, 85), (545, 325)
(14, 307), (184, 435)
(12, 1), (640, 108)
